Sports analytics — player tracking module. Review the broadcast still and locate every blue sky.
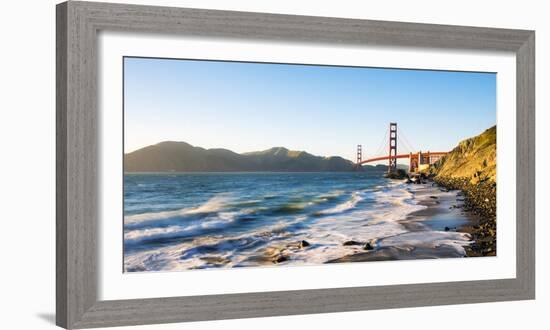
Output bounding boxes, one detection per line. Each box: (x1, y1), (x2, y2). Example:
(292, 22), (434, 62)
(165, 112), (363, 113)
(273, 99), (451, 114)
(124, 57), (496, 163)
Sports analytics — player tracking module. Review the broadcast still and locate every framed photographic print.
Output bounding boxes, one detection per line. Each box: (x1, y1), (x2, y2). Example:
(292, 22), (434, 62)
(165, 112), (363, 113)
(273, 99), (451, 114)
(56, 1), (535, 328)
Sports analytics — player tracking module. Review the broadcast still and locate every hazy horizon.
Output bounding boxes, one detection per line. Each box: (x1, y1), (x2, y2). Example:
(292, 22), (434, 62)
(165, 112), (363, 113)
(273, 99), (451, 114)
(124, 57), (496, 163)
(123, 132), (492, 162)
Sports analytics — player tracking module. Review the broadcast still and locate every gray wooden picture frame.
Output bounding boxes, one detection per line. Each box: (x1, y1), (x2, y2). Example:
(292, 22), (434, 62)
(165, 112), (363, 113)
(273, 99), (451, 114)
(56, 1), (535, 328)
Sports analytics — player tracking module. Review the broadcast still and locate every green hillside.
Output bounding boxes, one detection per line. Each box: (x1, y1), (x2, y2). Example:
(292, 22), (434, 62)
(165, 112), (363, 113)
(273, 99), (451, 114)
(124, 142), (384, 172)
(242, 147), (355, 172)
(124, 141), (253, 172)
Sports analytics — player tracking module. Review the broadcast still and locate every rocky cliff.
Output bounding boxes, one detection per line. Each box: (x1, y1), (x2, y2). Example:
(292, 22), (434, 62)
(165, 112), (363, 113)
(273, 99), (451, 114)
(431, 126), (496, 184)
(430, 126), (497, 256)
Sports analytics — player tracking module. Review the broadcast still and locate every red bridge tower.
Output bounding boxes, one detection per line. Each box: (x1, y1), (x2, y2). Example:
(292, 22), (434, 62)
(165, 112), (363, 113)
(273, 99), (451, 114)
(388, 122), (397, 173)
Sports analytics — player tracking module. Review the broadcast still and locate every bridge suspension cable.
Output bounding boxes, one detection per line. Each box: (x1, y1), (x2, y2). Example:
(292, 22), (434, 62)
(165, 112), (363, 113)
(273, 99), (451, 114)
(397, 137), (415, 154)
(372, 127), (389, 158)
(355, 122), (449, 173)
(397, 140), (410, 154)
(398, 127), (417, 154)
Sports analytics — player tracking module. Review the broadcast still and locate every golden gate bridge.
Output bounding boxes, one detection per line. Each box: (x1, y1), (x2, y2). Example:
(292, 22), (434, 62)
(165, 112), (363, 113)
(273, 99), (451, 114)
(356, 122), (448, 173)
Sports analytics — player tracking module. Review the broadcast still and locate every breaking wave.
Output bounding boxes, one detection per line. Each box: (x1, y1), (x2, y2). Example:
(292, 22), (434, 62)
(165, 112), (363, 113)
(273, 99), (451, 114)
(125, 194), (232, 225)
(123, 172), (475, 272)
(315, 191), (364, 215)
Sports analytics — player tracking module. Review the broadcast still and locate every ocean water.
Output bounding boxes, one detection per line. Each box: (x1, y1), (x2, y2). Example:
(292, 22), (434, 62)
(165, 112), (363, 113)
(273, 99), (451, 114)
(124, 172), (472, 272)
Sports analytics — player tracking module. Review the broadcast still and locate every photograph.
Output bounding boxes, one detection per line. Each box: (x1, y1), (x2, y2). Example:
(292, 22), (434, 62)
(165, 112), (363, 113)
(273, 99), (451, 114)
(122, 57), (497, 272)
(4, 0), (543, 329)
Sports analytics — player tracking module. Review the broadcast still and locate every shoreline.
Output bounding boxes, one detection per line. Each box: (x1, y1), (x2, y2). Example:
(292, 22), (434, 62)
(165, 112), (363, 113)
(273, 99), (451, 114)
(125, 174), (495, 271)
(432, 176), (497, 257)
(328, 180), (484, 263)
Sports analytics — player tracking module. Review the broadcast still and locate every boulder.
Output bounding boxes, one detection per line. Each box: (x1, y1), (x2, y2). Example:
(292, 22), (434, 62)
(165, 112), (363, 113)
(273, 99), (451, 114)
(298, 240), (310, 248)
(273, 255), (288, 264)
(343, 240), (363, 246)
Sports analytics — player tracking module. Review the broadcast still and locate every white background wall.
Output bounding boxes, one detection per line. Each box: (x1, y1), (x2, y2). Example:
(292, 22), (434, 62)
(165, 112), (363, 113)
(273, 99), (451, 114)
(0, 0), (547, 329)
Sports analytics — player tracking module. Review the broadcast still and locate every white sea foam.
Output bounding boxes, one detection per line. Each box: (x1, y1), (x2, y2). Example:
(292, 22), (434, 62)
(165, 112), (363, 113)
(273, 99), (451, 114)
(124, 181), (475, 272)
(124, 217), (307, 271)
(264, 184), (434, 265)
(377, 231), (471, 255)
(316, 192), (364, 215)
(124, 194), (232, 224)
(124, 211), (245, 243)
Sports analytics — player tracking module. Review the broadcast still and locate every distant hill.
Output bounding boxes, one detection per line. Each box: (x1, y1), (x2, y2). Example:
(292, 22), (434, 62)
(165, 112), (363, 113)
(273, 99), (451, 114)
(241, 147), (356, 172)
(124, 142), (388, 172)
(431, 126), (496, 183)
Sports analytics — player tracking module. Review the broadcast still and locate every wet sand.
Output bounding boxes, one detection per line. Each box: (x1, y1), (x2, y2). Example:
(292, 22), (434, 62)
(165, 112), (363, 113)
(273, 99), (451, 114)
(328, 182), (480, 263)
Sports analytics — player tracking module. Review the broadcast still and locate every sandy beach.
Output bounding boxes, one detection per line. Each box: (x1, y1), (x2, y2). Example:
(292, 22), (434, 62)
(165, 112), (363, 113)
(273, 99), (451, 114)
(124, 173), (486, 272)
(328, 181), (480, 263)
